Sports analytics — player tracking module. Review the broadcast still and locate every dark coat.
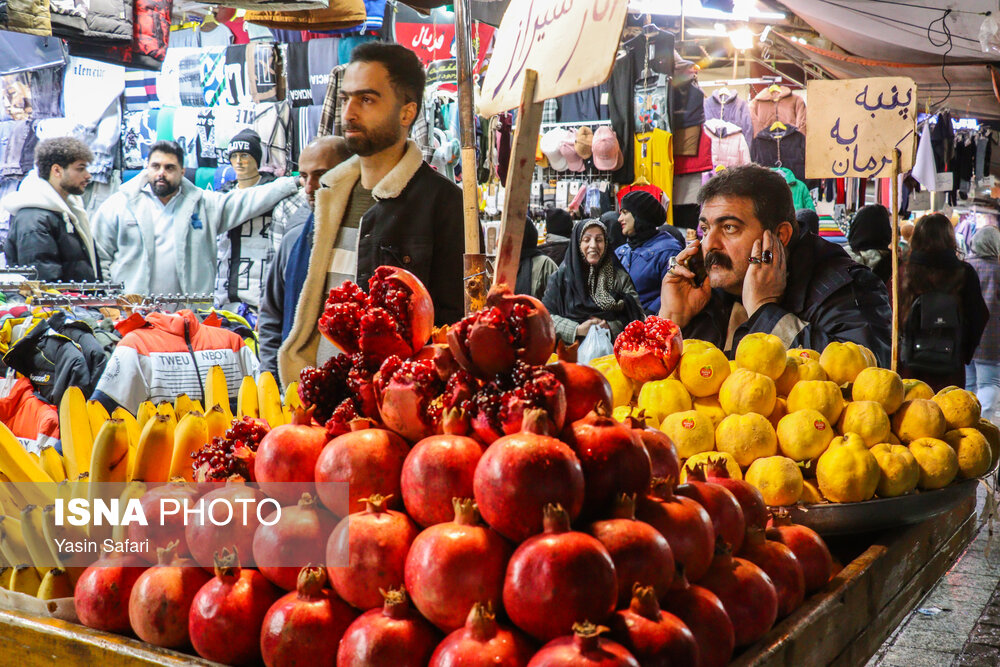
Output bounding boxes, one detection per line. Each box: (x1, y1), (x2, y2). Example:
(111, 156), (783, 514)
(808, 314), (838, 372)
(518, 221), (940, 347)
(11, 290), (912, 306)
(3, 316), (93, 404)
(5, 207), (99, 281)
(750, 125), (806, 182)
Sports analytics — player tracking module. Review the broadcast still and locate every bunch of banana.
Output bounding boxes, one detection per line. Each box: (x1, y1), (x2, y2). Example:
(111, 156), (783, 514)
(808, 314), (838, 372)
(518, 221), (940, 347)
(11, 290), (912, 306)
(59, 386), (93, 480)
(168, 411), (208, 482)
(0, 422), (56, 507)
(257, 372), (285, 428)
(205, 366), (233, 421)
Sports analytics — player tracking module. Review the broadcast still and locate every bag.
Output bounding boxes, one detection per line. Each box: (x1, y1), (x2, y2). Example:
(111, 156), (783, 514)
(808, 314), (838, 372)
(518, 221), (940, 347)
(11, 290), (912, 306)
(901, 291), (963, 376)
(577, 325), (614, 366)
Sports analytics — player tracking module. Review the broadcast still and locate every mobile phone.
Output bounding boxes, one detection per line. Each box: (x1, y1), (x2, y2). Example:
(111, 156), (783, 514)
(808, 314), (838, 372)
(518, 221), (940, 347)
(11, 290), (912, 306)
(685, 252), (708, 288)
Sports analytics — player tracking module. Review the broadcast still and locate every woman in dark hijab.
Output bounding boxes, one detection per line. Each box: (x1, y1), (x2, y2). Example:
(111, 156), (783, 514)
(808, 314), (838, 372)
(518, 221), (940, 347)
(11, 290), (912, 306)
(795, 208), (820, 236)
(847, 204), (892, 284)
(542, 219), (644, 344)
(614, 190), (684, 315)
(602, 210), (627, 251)
(515, 217), (558, 299)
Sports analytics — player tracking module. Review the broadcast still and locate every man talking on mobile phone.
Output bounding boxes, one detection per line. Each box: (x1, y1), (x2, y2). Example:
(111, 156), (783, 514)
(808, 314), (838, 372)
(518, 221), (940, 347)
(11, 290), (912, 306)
(658, 165), (892, 364)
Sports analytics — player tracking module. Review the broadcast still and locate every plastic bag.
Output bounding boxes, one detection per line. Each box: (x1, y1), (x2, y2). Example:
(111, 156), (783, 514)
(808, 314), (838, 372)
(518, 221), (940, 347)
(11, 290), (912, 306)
(577, 325), (614, 366)
(979, 16), (1000, 55)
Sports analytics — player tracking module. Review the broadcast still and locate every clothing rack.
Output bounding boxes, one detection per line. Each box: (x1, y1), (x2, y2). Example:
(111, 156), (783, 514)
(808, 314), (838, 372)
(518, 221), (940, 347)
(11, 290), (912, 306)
(0, 266), (39, 279)
(539, 119), (614, 129)
(701, 76), (783, 88)
(29, 293), (216, 308)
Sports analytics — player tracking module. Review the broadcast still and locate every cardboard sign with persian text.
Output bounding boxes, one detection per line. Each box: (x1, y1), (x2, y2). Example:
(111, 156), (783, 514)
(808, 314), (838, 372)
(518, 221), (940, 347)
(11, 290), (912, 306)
(477, 0), (628, 117)
(805, 77), (917, 179)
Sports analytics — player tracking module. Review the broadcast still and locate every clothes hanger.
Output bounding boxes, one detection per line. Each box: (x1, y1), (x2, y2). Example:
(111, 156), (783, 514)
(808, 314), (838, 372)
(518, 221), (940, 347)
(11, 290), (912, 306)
(768, 84), (782, 94)
(769, 121), (787, 132)
(632, 163), (650, 186)
(718, 86), (732, 100)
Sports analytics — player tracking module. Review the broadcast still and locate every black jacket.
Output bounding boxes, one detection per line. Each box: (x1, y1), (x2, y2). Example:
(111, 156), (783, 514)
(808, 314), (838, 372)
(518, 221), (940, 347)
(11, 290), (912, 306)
(750, 125), (806, 182)
(3, 317), (93, 404)
(683, 232), (893, 366)
(5, 207), (99, 281)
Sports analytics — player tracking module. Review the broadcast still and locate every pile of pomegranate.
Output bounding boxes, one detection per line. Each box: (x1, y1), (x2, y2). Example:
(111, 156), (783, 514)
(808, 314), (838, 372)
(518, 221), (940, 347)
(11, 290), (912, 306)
(73, 268), (836, 667)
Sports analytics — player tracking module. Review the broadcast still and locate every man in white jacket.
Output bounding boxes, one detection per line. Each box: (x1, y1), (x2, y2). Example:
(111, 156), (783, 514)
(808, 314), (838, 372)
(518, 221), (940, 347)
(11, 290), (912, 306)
(93, 140), (298, 296)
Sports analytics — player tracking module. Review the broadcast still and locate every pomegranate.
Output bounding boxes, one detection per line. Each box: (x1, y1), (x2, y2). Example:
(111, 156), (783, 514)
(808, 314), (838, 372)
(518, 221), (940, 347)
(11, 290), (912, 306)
(405, 499), (512, 631)
(448, 285), (556, 378)
(430, 602), (535, 667)
(739, 527), (805, 618)
(527, 622), (640, 667)
(185, 481), (265, 572)
(565, 409), (651, 518)
(473, 410), (585, 542)
(324, 398), (368, 439)
(675, 476), (746, 553)
(314, 422), (409, 514)
(74, 554), (148, 633)
(253, 407), (329, 505)
(401, 409), (485, 527)
(662, 566), (735, 667)
(253, 493), (340, 591)
(468, 362), (567, 444)
(503, 504), (617, 642)
(608, 585), (699, 667)
(621, 412), (680, 482)
(414, 342), (462, 379)
(698, 541), (778, 647)
(188, 548), (282, 665)
(191, 416), (269, 482)
(613, 316), (683, 383)
(318, 266), (434, 368)
(299, 354), (357, 424)
(259, 566), (359, 667)
(635, 479), (715, 582)
(375, 356), (477, 442)
(693, 457), (768, 533)
(127, 541), (212, 648)
(588, 494), (674, 606)
(767, 510), (833, 593)
(546, 361), (613, 424)
(129, 481), (199, 564)
(327, 494), (419, 610)
(337, 587), (441, 667)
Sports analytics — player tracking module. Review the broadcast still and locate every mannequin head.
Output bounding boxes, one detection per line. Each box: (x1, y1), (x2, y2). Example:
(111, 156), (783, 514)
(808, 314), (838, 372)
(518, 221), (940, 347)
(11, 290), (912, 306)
(227, 129), (263, 187)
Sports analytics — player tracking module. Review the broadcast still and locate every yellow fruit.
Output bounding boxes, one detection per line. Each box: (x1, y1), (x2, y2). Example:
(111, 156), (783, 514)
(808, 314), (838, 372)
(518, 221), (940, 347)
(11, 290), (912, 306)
(736, 333), (787, 380)
(683, 339), (714, 353)
(828, 432), (868, 450)
(819, 342), (867, 386)
(891, 399), (947, 443)
(816, 437), (880, 502)
(693, 397), (727, 429)
(851, 368), (905, 414)
(776, 357), (827, 397)
(869, 443), (920, 497)
(136, 401), (157, 429)
(908, 437), (959, 490)
(715, 413), (777, 467)
(943, 428), (992, 479)
(637, 379), (692, 425)
(932, 390), (981, 430)
(837, 401), (890, 447)
(257, 372), (285, 428)
(787, 380), (845, 424)
(660, 410), (715, 459)
(745, 456), (803, 506)
(86, 400), (110, 442)
(168, 412), (209, 482)
(612, 406), (658, 429)
(800, 480), (824, 504)
(590, 355), (634, 408)
(681, 451), (742, 482)
(237, 376), (259, 419)
(678, 346), (731, 397)
(859, 345), (878, 368)
(205, 365), (231, 417)
(173, 394), (194, 421)
(902, 379), (934, 401)
(788, 348), (821, 363)
(976, 419), (1000, 469)
(89, 419), (131, 486)
(777, 409), (834, 461)
(887, 432), (902, 446)
(718, 369), (776, 416)
(768, 397), (788, 431)
(130, 415), (175, 483)
(59, 386), (93, 479)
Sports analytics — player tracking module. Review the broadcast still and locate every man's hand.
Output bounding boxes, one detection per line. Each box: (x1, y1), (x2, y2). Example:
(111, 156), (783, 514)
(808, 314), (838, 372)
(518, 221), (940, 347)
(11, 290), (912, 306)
(658, 240), (712, 328)
(743, 230), (787, 316)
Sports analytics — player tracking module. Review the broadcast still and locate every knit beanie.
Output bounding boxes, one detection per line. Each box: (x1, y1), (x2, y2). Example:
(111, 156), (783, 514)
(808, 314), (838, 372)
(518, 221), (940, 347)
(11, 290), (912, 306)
(228, 129), (263, 167)
(620, 190), (666, 231)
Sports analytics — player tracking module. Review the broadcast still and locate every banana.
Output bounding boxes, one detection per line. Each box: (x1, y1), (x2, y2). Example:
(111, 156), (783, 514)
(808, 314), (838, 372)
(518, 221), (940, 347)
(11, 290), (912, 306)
(205, 404), (229, 441)
(0, 567), (11, 590)
(190, 399), (204, 415)
(205, 365), (231, 418)
(0, 515), (31, 565)
(0, 472), (25, 515)
(89, 419), (130, 487)
(111, 481), (146, 545)
(237, 375), (259, 419)
(37, 567), (74, 599)
(20, 505), (54, 574)
(70, 473), (90, 511)
(168, 411), (208, 482)
(131, 415), (175, 483)
(59, 386), (93, 479)
(9, 564), (41, 595)
(257, 372), (284, 428)
(113, 407), (141, 481)
(0, 422), (56, 506)
(174, 393), (194, 421)
(28, 451), (41, 467)
(41, 504), (89, 568)
(284, 381), (303, 409)
(86, 400), (111, 440)
(136, 401), (157, 429)
(54, 479), (71, 508)
(38, 445), (66, 483)
(156, 402), (177, 428)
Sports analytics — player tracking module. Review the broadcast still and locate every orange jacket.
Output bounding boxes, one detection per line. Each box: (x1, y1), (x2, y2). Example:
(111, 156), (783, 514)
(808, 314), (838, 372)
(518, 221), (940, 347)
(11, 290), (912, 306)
(0, 377), (60, 453)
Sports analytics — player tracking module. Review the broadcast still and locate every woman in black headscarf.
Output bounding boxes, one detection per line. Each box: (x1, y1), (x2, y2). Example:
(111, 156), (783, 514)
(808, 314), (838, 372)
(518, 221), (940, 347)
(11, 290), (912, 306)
(846, 204), (892, 284)
(542, 219), (645, 344)
(515, 217), (559, 299)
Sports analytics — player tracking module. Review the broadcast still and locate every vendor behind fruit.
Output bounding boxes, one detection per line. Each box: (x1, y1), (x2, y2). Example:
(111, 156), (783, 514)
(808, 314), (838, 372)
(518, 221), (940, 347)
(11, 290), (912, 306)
(659, 164), (892, 364)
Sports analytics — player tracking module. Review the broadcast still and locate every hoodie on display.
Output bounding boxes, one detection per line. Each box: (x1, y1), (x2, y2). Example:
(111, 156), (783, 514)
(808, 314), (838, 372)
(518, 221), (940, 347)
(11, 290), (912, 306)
(773, 167), (814, 212)
(750, 86), (807, 137)
(751, 125), (806, 182)
(0, 377), (60, 454)
(704, 118), (751, 168)
(703, 91), (754, 147)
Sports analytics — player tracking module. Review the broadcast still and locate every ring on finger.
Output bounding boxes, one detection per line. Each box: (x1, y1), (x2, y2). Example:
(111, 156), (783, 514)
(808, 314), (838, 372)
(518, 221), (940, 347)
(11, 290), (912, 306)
(668, 256), (679, 269)
(748, 256), (762, 264)
(761, 250), (773, 264)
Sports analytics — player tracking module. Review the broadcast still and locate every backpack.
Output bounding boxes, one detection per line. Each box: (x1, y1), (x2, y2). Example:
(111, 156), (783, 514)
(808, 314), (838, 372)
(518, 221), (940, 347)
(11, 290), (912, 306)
(901, 291), (963, 376)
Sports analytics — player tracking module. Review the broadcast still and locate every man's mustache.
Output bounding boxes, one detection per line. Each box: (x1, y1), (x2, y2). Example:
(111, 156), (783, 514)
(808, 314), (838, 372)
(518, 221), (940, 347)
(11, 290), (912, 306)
(705, 250), (732, 270)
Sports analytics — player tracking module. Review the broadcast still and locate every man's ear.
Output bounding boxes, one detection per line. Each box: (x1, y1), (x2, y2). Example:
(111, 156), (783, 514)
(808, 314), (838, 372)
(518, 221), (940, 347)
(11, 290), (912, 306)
(776, 221), (794, 246)
(399, 101), (418, 130)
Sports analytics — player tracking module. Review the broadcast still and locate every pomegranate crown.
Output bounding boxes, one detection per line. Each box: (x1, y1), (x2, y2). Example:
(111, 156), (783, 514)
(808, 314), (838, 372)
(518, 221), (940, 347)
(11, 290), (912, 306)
(155, 539), (181, 566)
(380, 586), (411, 619)
(363, 494), (393, 512)
(297, 565), (328, 598)
(212, 545), (242, 578)
(572, 621), (610, 652)
(611, 493), (637, 520)
(451, 498), (481, 525)
(466, 602), (499, 641)
(629, 584), (662, 620)
(542, 503), (572, 533)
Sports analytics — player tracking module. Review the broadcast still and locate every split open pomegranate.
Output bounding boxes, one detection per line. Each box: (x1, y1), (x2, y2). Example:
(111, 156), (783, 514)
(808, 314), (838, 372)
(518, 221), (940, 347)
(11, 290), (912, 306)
(613, 316), (683, 383)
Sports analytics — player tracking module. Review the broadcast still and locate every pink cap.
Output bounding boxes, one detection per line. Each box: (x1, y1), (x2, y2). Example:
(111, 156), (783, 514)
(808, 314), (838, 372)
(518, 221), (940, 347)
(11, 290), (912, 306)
(592, 126), (624, 171)
(559, 137), (585, 172)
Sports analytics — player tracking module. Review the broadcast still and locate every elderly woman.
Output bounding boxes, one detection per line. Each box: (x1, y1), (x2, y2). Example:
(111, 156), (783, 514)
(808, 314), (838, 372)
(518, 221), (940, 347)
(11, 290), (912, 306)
(543, 219), (644, 345)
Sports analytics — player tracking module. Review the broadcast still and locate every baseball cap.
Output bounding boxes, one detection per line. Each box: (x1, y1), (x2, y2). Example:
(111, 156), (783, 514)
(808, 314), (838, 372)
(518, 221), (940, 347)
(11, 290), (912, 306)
(540, 128), (570, 171)
(592, 126), (624, 171)
(560, 136), (585, 172)
(575, 126), (594, 160)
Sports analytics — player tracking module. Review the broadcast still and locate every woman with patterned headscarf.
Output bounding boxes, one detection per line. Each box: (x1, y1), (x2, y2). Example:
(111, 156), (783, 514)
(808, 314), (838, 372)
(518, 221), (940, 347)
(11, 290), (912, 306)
(542, 219), (645, 345)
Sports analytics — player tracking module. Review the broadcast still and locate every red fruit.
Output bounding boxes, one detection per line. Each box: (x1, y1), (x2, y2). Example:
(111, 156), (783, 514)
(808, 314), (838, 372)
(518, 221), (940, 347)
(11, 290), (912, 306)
(260, 566), (359, 667)
(401, 409), (485, 527)
(739, 527), (805, 618)
(74, 554), (148, 633)
(314, 423), (410, 514)
(545, 362), (613, 424)
(675, 478), (746, 553)
(691, 457), (768, 533)
(621, 412), (680, 482)
(192, 416), (269, 482)
(448, 285), (556, 378)
(613, 316), (683, 383)
(528, 622), (640, 667)
(324, 399), (365, 439)
(129, 482), (199, 564)
(188, 549), (282, 665)
(635, 480), (715, 582)
(327, 494), (419, 610)
(565, 409), (652, 517)
(299, 354), (357, 424)
(469, 362), (567, 444)
(414, 342), (462, 380)
(375, 355), (476, 442)
(767, 510), (833, 594)
(253, 408), (329, 505)
(588, 494), (674, 606)
(253, 493), (340, 591)
(185, 482), (265, 572)
(698, 541), (778, 647)
(337, 587), (441, 667)
(318, 266), (435, 368)
(405, 499), (513, 631)
(128, 542), (212, 648)
(430, 602), (535, 667)
(608, 585), (699, 667)
(473, 410), (585, 542)
(662, 566), (735, 667)
(503, 504), (617, 643)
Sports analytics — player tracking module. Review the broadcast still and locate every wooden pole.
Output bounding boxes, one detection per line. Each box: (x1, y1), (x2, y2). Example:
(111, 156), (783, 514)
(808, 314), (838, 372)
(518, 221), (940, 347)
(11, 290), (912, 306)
(492, 69), (543, 289)
(890, 149), (901, 372)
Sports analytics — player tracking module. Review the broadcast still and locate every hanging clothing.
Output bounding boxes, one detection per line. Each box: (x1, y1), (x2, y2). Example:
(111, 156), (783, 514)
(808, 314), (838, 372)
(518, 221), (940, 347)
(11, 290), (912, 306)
(772, 167), (814, 212)
(80, 0), (133, 43)
(674, 128), (712, 176)
(703, 91), (754, 147)
(3, 318), (93, 404)
(68, 0), (173, 71)
(0, 377), (60, 454)
(751, 125), (806, 182)
(634, 129), (675, 226)
(243, 1), (366, 30)
(607, 48), (635, 184)
(912, 121), (937, 191)
(750, 86), (807, 136)
(704, 118), (751, 168)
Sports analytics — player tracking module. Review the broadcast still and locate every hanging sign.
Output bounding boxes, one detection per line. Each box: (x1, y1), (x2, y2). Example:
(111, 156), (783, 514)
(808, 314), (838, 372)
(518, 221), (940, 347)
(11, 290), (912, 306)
(477, 0), (628, 117)
(805, 77), (917, 179)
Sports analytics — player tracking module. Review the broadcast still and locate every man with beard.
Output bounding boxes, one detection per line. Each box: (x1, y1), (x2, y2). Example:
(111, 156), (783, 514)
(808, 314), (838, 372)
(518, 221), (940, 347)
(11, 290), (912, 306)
(659, 165), (892, 364)
(278, 42), (463, 388)
(94, 140), (298, 296)
(4, 137), (100, 281)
